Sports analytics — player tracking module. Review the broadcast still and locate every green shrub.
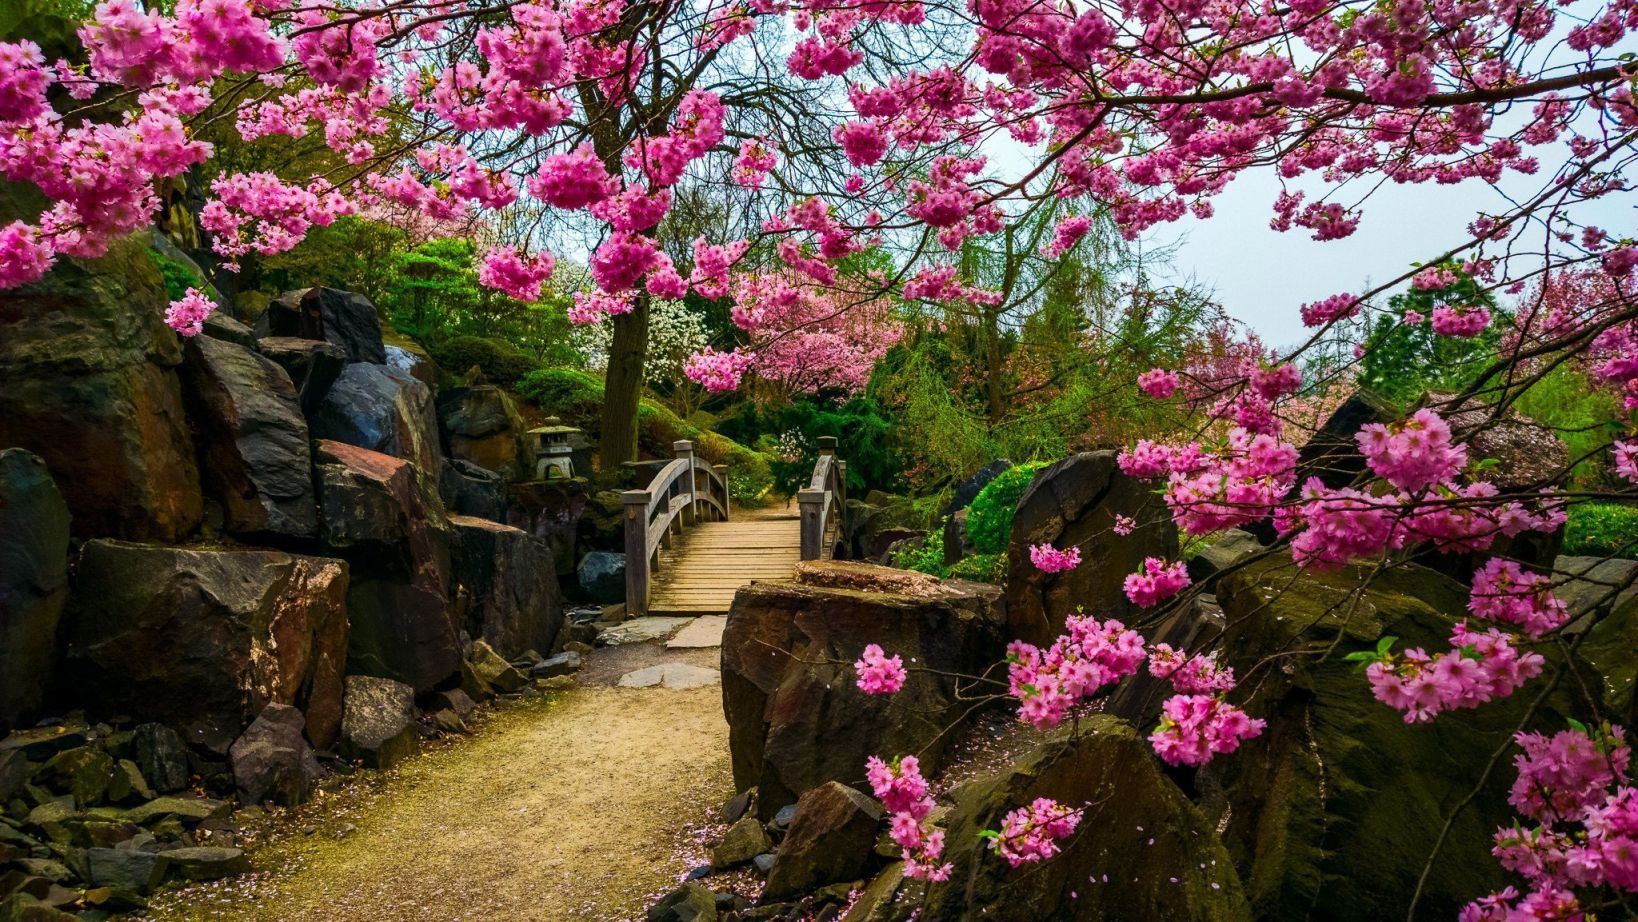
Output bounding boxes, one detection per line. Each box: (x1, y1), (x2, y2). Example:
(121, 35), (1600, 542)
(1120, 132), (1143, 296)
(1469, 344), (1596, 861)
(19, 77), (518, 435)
(515, 366), (776, 503)
(966, 462), (1047, 555)
(891, 531), (948, 578)
(1564, 503), (1638, 558)
(427, 335), (540, 386)
(516, 367), (605, 428)
(152, 249), (203, 301)
(948, 552), (1005, 584)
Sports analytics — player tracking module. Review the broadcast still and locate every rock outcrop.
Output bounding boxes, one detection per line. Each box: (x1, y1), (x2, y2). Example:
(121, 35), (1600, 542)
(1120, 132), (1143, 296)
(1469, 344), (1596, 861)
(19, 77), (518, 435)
(228, 703), (322, 807)
(438, 385), (529, 481)
(180, 336), (317, 539)
(0, 450), (70, 731)
(1005, 450), (1176, 646)
(315, 440), (457, 693)
(312, 363), (443, 476)
(1201, 557), (1582, 921)
(254, 287), (387, 365)
(450, 516), (565, 661)
(722, 562), (1005, 820)
(256, 336), (346, 416)
(339, 675), (418, 770)
(864, 716), (1251, 921)
(64, 541), (350, 752)
(0, 227), (202, 542)
(763, 781), (883, 900)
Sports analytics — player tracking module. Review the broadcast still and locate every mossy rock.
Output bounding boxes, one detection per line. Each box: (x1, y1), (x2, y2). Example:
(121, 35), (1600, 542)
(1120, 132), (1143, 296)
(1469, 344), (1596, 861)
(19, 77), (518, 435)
(1203, 557), (1589, 921)
(887, 715), (1250, 921)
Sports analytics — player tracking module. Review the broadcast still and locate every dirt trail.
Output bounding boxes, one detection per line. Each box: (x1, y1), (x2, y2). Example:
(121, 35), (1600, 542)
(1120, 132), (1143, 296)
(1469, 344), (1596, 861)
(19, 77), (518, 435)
(146, 650), (732, 922)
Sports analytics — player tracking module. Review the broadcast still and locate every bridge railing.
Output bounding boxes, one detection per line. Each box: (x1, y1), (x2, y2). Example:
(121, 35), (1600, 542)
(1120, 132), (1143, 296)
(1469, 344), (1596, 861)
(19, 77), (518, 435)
(799, 436), (847, 561)
(622, 440), (730, 616)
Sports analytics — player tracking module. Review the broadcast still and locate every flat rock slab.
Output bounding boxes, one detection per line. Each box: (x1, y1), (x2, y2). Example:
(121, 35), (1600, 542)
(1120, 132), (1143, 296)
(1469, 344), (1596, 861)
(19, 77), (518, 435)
(597, 617), (690, 647)
(664, 616), (727, 649)
(617, 663), (721, 690)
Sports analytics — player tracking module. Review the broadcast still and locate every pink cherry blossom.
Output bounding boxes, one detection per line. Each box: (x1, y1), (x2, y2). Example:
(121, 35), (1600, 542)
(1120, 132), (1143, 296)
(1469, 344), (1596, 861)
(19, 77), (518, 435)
(477, 245), (554, 301)
(855, 643), (907, 695)
(1123, 557), (1191, 607)
(1137, 368), (1180, 399)
(164, 287), (217, 337)
(1029, 544), (1081, 573)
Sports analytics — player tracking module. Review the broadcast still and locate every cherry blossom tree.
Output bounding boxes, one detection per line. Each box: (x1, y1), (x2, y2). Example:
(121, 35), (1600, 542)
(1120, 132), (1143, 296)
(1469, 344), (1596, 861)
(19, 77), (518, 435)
(3, 0), (1638, 909)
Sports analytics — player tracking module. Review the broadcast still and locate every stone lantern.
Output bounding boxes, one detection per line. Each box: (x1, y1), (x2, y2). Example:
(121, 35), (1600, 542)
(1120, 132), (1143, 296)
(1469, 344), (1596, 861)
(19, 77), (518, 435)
(530, 418), (580, 480)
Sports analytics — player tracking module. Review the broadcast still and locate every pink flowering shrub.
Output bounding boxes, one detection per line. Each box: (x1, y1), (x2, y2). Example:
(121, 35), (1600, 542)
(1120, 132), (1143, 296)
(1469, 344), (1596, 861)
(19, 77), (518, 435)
(164, 287), (217, 336)
(1137, 368), (1181, 399)
(1028, 543), (1080, 574)
(985, 798), (1081, 866)
(854, 643), (907, 695)
(684, 346), (754, 393)
(866, 756), (951, 881)
(1464, 722), (1637, 919)
(1123, 557), (1190, 607)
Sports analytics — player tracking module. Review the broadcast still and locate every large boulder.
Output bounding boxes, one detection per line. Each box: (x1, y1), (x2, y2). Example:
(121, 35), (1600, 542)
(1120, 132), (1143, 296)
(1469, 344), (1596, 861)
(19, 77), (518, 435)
(1005, 450), (1176, 646)
(438, 385), (529, 481)
(254, 288), (387, 365)
(315, 441), (458, 692)
(0, 225), (202, 542)
(576, 551), (626, 604)
(872, 716), (1251, 921)
(64, 541), (350, 752)
(179, 336), (317, 539)
(1558, 555), (1638, 726)
(441, 459), (506, 522)
(763, 782), (883, 900)
(229, 703), (322, 807)
(723, 562), (1006, 820)
(505, 480), (590, 577)
(450, 516), (565, 660)
(312, 363), (443, 476)
(1201, 557), (1585, 921)
(256, 336), (345, 415)
(0, 450), (70, 731)
(339, 675), (417, 770)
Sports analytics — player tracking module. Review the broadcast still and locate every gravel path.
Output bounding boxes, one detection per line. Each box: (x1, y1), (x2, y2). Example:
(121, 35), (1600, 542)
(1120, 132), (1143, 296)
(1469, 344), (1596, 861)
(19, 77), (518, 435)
(145, 646), (732, 922)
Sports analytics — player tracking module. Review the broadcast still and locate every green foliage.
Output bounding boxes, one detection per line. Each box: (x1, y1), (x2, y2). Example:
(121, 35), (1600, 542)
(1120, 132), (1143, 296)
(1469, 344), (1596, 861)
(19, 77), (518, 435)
(1358, 265), (1506, 406)
(716, 394), (907, 495)
(516, 367), (606, 428)
(257, 217), (408, 304)
(891, 531), (948, 578)
(426, 335), (540, 387)
(516, 367), (775, 502)
(1514, 364), (1625, 487)
(151, 249), (203, 301)
(948, 552), (1006, 584)
(966, 462), (1046, 555)
(1564, 503), (1638, 558)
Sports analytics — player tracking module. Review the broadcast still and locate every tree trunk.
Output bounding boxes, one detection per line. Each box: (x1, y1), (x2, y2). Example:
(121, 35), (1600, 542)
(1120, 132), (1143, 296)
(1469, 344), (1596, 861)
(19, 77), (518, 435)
(599, 293), (650, 470)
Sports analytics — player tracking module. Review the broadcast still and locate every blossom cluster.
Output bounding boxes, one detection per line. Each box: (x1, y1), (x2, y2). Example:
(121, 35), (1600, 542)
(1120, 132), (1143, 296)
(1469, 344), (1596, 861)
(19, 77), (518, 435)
(854, 643), (907, 695)
(1006, 615), (1147, 728)
(1464, 723), (1637, 919)
(865, 756), (951, 882)
(1028, 543), (1081, 574)
(1123, 557), (1191, 608)
(987, 798), (1081, 867)
(163, 287), (217, 337)
(1364, 623), (1545, 724)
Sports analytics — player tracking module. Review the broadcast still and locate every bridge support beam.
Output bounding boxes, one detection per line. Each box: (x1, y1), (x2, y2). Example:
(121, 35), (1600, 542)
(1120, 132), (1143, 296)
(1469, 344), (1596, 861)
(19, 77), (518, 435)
(622, 489), (652, 616)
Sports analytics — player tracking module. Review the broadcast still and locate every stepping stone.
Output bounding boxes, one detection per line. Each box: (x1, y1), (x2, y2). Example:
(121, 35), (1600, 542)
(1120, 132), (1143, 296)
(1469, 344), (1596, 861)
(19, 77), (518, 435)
(664, 616), (727, 649)
(617, 663), (721, 690)
(597, 617), (690, 647)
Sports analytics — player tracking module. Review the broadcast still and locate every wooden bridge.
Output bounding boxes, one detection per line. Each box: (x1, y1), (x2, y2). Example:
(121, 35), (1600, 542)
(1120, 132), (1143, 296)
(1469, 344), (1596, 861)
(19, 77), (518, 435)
(623, 436), (847, 615)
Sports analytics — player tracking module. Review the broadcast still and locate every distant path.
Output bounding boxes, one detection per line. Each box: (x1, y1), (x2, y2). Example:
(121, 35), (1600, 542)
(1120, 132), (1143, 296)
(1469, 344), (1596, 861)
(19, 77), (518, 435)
(147, 640), (732, 922)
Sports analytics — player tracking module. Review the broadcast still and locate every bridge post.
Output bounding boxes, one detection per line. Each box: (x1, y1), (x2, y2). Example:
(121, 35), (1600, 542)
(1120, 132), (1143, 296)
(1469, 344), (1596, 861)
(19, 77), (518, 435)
(673, 440), (697, 527)
(714, 464), (730, 520)
(799, 486), (824, 561)
(622, 489), (652, 616)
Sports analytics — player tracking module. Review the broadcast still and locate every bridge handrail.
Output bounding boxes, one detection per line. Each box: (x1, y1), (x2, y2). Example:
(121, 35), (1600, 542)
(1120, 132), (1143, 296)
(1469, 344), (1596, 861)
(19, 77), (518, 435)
(622, 440), (730, 615)
(798, 436), (847, 561)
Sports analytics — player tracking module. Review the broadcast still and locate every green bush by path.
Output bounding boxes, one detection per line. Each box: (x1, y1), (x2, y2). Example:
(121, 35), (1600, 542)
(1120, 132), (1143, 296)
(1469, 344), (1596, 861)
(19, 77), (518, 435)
(1564, 503), (1638, 558)
(966, 462), (1047, 555)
